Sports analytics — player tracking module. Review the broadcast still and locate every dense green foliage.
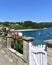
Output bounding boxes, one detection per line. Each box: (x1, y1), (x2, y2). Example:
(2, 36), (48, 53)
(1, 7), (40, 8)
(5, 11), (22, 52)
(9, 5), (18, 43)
(15, 39), (23, 54)
(0, 21), (52, 29)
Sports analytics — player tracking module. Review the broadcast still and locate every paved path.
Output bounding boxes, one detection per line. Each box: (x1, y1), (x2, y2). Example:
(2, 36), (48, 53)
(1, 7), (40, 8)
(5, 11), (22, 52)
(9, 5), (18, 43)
(48, 48), (52, 65)
(0, 44), (17, 65)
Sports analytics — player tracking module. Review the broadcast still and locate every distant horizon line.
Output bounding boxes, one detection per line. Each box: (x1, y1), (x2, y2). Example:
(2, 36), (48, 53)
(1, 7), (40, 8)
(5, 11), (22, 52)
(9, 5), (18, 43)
(0, 21), (52, 23)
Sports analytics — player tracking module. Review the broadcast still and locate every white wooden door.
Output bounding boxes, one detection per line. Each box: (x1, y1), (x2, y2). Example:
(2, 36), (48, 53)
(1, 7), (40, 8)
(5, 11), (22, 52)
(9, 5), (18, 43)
(29, 42), (47, 65)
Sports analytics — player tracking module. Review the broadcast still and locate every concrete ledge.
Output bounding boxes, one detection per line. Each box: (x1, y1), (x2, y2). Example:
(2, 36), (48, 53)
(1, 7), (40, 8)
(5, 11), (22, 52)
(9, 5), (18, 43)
(8, 48), (23, 58)
(44, 39), (52, 48)
(8, 48), (27, 63)
(44, 39), (52, 44)
(22, 36), (34, 41)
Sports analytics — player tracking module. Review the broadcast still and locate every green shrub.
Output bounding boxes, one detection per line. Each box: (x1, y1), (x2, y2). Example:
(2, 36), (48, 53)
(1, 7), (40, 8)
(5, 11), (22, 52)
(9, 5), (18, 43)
(15, 39), (23, 54)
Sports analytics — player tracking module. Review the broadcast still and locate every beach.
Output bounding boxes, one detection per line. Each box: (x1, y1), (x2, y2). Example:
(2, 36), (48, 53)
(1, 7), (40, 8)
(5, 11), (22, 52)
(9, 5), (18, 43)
(17, 29), (38, 31)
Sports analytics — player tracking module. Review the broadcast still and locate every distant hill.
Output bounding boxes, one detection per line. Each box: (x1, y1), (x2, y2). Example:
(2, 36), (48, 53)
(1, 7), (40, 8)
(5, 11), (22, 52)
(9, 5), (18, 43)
(0, 21), (52, 29)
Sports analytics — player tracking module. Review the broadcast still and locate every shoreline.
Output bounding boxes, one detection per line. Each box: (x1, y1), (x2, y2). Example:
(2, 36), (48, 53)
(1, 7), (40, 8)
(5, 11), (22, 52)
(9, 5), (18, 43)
(11, 28), (52, 32)
(17, 28), (49, 32)
(17, 29), (38, 32)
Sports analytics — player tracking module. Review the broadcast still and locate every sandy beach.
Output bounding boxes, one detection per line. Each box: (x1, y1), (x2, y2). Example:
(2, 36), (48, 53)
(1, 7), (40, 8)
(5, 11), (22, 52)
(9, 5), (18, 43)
(17, 29), (38, 31)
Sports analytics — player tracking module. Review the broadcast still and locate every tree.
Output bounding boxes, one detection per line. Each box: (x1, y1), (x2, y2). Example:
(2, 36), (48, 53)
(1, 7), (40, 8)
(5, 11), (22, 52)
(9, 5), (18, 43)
(3, 22), (10, 27)
(23, 21), (33, 28)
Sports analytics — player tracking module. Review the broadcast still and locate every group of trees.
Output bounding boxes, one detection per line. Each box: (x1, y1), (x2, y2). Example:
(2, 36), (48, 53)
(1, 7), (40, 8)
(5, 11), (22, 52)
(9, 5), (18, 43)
(0, 21), (52, 29)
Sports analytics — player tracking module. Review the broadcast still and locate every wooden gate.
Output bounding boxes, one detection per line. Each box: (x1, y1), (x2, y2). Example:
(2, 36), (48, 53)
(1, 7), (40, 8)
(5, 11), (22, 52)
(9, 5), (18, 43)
(29, 42), (47, 65)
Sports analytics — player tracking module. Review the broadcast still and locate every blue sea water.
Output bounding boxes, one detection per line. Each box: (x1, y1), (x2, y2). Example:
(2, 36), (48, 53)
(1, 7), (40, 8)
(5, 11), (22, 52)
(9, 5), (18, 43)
(22, 28), (52, 45)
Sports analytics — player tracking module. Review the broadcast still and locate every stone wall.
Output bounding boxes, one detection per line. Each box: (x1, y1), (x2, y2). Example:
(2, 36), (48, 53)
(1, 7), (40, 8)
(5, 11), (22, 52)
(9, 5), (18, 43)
(47, 47), (52, 65)
(0, 36), (34, 65)
(3, 48), (28, 65)
(1, 36), (47, 65)
(44, 40), (52, 65)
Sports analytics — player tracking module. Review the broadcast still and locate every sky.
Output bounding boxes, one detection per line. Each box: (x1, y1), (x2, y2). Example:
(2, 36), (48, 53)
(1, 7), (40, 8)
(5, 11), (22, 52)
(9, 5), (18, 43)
(0, 0), (52, 22)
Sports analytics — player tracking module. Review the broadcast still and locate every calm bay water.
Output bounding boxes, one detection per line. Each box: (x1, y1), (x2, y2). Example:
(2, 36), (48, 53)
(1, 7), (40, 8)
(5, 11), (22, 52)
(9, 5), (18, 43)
(22, 28), (52, 45)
